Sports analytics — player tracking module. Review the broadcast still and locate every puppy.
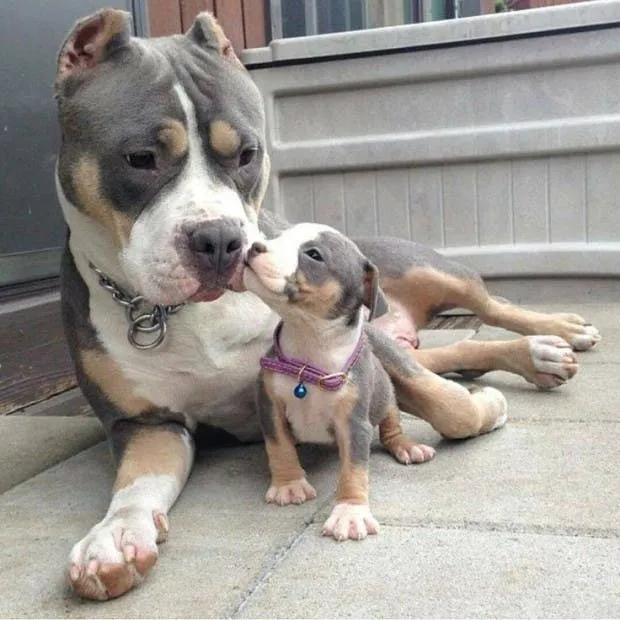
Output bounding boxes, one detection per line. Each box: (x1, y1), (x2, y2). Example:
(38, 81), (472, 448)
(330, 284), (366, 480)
(243, 223), (436, 541)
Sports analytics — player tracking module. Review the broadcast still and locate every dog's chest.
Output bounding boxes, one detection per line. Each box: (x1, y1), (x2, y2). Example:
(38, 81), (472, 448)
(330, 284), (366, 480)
(273, 374), (345, 445)
(91, 289), (277, 418)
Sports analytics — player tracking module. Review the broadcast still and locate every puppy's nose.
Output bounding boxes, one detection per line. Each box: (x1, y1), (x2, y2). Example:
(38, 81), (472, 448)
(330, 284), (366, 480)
(188, 219), (243, 275)
(248, 241), (268, 259)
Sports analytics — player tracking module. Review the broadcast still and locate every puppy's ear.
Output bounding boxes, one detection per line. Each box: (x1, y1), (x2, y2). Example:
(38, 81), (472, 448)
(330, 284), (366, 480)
(186, 12), (243, 68)
(55, 9), (132, 97)
(363, 261), (389, 321)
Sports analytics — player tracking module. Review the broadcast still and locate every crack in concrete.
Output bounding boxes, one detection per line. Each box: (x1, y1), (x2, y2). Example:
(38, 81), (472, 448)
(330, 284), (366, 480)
(229, 494), (334, 618)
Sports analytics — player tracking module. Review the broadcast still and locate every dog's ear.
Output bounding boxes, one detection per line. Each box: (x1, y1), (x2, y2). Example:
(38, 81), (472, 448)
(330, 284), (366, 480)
(186, 12), (243, 68)
(55, 9), (132, 97)
(363, 260), (389, 321)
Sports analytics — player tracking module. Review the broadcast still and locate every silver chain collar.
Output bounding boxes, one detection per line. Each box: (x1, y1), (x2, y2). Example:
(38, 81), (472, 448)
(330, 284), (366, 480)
(89, 263), (184, 350)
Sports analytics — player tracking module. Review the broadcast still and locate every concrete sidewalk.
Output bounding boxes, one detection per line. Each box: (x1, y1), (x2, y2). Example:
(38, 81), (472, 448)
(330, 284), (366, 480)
(0, 302), (618, 618)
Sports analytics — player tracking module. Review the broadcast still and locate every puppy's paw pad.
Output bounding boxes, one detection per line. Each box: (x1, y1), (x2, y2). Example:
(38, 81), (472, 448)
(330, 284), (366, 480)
(68, 507), (160, 600)
(265, 478), (317, 506)
(322, 503), (379, 542)
(527, 335), (579, 389)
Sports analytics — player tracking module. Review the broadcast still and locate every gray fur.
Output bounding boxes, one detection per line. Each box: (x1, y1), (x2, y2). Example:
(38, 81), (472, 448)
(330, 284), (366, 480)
(364, 323), (424, 380)
(354, 236), (482, 282)
(346, 343), (398, 464)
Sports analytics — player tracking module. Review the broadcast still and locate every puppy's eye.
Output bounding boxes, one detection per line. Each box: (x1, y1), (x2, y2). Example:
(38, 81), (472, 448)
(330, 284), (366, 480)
(238, 147), (257, 167)
(125, 152), (156, 170)
(304, 248), (324, 262)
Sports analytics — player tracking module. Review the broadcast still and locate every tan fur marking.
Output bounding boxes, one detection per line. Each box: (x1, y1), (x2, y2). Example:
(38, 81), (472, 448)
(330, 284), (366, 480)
(389, 367), (498, 439)
(209, 120), (240, 158)
(295, 274), (342, 319)
(336, 465), (369, 505)
(378, 406), (407, 450)
(262, 373), (306, 486)
(381, 267), (473, 328)
(331, 385), (369, 505)
(81, 349), (153, 416)
(73, 157), (132, 247)
(114, 426), (190, 491)
(158, 119), (188, 158)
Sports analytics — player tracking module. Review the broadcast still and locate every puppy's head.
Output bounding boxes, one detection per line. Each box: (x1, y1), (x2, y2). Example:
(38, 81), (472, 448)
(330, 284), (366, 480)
(243, 223), (388, 324)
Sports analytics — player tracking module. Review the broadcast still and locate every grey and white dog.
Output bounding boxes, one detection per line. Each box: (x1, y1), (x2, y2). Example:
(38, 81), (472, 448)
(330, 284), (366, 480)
(54, 9), (598, 599)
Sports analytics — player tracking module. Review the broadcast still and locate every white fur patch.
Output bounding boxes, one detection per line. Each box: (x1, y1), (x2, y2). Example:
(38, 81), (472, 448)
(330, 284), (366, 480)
(322, 503), (379, 541)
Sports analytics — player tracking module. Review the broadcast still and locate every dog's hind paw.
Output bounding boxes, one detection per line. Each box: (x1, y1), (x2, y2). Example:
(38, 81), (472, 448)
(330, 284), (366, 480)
(68, 507), (163, 600)
(528, 335), (579, 390)
(387, 439), (436, 465)
(266, 478), (317, 506)
(322, 503), (379, 541)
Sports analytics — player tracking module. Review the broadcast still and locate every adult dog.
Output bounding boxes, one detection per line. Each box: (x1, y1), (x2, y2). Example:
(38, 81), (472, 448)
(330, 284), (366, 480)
(55, 9), (600, 600)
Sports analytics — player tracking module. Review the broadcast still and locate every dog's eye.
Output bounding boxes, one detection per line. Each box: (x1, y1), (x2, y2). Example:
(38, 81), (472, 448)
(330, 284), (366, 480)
(304, 248), (324, 262)
(238, 147), (257, 167)
(125, 152), (156, 170)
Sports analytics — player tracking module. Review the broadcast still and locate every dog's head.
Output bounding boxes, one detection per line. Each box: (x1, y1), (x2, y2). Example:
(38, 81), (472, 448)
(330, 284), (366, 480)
(243, 223), (389, 325)
(55, 9), (270, 304)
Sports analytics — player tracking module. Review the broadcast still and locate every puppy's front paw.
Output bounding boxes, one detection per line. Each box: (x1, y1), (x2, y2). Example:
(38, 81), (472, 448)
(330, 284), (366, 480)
(322, 503), (379, 541)
(265, 478), (317, 506)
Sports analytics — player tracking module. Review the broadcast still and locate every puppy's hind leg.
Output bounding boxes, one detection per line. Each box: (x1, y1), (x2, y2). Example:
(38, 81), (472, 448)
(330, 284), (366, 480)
(68, 421), (194, 600)
(367, 325), (507, 439)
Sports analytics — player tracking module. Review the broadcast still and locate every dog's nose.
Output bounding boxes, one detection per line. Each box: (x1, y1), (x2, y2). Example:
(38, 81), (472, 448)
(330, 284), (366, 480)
(188, 219), (243, 275)
(248, 241), (267, 259)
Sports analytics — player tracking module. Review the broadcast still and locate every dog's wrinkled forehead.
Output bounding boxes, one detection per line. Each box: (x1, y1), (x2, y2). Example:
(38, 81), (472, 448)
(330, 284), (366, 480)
(59, 37), (263, 149)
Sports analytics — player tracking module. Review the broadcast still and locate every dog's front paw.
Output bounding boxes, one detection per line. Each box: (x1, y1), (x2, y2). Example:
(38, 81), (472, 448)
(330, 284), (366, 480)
(265, 478), (317, 506)
(68, 508), (166, 600)
(322, 503), (379, 541)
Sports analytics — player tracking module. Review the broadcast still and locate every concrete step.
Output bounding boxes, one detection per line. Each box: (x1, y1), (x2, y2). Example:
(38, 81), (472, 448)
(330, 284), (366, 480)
(0, 415), (105, 494)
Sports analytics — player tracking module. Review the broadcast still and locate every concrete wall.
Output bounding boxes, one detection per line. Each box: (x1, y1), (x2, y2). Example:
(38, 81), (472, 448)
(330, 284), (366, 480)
(244, 1), (620, 278)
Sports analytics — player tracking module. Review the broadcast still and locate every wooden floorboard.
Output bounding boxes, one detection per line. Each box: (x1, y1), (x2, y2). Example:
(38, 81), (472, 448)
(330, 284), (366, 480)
(0, 299), (77, 415)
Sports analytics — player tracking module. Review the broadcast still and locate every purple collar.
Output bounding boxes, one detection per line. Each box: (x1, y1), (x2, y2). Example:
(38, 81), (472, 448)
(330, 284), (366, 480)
(260, 322), (364, 393)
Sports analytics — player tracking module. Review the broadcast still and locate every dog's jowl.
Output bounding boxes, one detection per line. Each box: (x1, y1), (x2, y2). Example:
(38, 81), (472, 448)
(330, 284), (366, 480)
(55, 8), (599, 600)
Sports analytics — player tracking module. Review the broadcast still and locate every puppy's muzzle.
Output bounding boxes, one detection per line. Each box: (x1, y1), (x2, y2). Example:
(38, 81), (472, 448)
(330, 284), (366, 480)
(188, 218), (243, 277)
